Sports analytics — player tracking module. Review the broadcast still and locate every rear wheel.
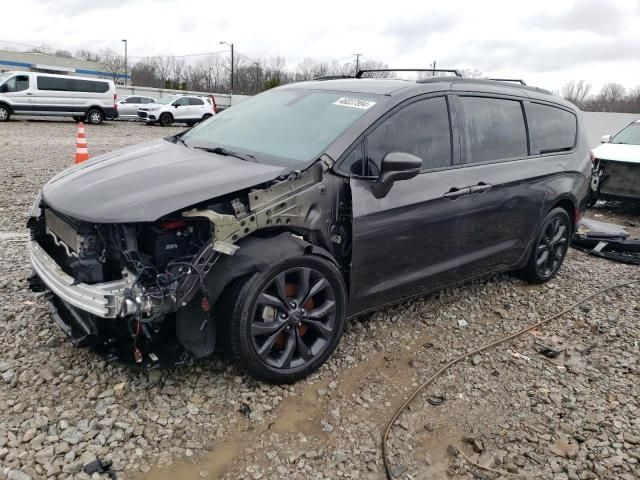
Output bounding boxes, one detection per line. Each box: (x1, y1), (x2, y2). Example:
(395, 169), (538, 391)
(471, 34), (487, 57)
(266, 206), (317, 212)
(159, 113), (173, 127)
(517, 207), (571, 283)
(86, 109), (103, 125)
(223, 255), (347, 384)
(0, 105), (11, 122)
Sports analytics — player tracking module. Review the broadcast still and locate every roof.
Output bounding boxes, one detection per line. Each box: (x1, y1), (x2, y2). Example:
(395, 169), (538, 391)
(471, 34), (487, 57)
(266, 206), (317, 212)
(283, 75), (558, 101)
(284, 78), (414, 95)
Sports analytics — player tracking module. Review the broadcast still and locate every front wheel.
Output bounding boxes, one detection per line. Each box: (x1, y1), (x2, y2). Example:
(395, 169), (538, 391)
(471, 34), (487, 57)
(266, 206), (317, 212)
(517, 207), (571, 283)
(223, 255), (347, 384)
(159, 113), (173, 127)
(0, 105), (11, 122)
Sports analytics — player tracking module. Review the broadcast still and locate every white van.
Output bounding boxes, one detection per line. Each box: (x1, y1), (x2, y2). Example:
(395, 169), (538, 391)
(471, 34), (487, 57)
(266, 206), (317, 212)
(0, 71), (118, 124)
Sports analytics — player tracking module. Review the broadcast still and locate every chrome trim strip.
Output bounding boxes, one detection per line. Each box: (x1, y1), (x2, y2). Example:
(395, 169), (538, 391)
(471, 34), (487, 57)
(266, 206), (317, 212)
(29, 240), (129, 318)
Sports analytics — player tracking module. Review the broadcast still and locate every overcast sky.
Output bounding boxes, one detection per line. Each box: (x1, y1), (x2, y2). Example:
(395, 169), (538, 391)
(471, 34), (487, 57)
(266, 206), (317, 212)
(3, 0), (640, 92)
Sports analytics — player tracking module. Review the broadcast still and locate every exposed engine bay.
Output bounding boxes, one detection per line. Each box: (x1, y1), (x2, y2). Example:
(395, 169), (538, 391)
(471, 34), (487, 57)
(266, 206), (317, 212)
(28, 161), (351, 367)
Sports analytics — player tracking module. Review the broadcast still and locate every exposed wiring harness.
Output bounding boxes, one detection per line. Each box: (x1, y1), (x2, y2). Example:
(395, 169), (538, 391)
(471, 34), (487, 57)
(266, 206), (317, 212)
(382, 277), (640, 480)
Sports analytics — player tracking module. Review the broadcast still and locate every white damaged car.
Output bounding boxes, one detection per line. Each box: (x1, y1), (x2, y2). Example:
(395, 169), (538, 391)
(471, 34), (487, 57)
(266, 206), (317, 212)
(589, 119), (640, 205)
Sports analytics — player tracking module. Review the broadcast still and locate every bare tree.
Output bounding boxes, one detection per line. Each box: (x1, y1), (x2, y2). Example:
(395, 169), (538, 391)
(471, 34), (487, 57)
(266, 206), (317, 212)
(76, 49), (102, 62)
(154, 56), (172, 88)
(100, 49), (125, 83)
(131, 58), (158, 87)
(561, 80), (592, 106)
(598, 82), (626, 104)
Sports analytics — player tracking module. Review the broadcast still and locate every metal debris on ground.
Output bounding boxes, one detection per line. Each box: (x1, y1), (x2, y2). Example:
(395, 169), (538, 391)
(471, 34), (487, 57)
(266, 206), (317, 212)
(572, 218), (640, 265)
(84, 458), (117, 479)
(534, 341), (567, 359)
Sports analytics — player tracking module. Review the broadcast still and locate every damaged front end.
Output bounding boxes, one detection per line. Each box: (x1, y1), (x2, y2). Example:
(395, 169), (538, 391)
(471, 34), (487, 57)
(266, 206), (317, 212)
(589, 158), (640, 204)
(28, 161), (350, 367)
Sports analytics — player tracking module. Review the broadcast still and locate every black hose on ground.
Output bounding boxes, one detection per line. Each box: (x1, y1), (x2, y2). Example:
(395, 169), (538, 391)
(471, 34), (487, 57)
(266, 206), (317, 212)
(382, 278), (640, 479)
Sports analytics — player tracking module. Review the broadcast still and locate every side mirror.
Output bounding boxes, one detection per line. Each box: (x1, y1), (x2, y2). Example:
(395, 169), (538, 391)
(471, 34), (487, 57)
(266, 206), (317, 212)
(372, 152), (422, 198)
(601, 134), (611, 143)
(0, 84), (8, 93)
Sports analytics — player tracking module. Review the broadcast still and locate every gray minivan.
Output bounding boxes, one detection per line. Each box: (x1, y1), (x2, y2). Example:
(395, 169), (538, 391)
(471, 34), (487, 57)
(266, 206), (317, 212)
(0, 71), (118, 124)
(28, 69), (591, 383)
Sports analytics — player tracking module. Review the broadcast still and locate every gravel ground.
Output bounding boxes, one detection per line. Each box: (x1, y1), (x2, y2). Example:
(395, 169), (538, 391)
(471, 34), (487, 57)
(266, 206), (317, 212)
(0, 119), (638, 480)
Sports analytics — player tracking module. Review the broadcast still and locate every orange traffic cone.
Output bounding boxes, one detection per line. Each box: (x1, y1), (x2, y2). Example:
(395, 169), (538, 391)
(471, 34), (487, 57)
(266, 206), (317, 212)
(75, 122), (90, 164)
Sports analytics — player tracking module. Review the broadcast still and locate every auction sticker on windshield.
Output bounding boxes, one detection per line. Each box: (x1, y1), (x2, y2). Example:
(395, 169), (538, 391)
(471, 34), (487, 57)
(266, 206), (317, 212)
(333, 97), (376, 109)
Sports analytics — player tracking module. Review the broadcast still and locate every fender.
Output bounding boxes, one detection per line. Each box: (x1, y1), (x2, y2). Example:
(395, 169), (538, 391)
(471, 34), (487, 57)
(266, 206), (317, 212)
(175, 232), (336, 358)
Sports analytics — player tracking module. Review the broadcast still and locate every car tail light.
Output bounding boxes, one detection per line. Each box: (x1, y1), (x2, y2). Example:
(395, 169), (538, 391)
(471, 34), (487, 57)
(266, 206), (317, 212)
(210, 95), (217, 113)
(114, 94), (118, 111)
(589, 150), (595, 164)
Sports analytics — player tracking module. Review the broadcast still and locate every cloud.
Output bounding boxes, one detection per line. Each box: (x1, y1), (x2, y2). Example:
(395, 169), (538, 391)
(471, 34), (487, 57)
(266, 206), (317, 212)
(441, 35), (640, 73)
(384, 14), (458, 50)
(522, 0), (627, 34)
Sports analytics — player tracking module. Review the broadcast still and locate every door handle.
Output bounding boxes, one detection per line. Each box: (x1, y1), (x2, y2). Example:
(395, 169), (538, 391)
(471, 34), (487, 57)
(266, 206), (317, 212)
(443, 187), (470, 199)
(469, 182), (492, 194)
(26, 93), (34, 96)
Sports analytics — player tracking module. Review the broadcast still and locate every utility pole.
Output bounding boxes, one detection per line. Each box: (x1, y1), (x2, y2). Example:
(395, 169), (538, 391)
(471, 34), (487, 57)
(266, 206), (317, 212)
(121, 39), (128, 86)
(220, 41), (234, 94)
(353, 53), (363, 76)
(208, 67), (212, 92)
(253, 62), (260, 93)
(432, 60), (436, 76)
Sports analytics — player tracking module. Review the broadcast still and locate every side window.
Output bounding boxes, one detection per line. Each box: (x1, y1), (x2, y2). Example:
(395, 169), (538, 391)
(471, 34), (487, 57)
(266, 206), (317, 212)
(365, 96), (452, 176)
(37, 76), (72, 91)
(341, 142), (365, 176)
(125, 97), (141, 103)
(189, 98), (204, 106)
(174, 97), (189, 106)
(94, 81), (109, 93)
(526, 103), (577, 154)
(4, 75), (29, 92)
(142, 97), (154, 104)
(458, 96), (528, 164)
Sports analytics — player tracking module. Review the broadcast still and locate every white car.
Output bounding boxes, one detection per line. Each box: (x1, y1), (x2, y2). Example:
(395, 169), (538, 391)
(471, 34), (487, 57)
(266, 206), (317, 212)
(589, 119), (640, 204)
(117, 95), (156, 118)
(137, 95), (215, 127)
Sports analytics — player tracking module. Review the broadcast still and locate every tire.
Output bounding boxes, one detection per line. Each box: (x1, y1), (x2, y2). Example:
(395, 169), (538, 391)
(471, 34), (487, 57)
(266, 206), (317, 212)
(517, 207), (571, 283)
(202, 114), (212, 121)
(222, 255), (347, 384)
(86, 109), (103, 125)
(159, 113), (173, 127)
(0, 104), (11, 122)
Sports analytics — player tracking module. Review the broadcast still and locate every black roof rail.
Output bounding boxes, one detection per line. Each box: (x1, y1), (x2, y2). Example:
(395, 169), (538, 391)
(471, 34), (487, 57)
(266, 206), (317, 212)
(356, 68), (462, 78)
(488, 78), (527, 85)
(313, 75), (354, 80)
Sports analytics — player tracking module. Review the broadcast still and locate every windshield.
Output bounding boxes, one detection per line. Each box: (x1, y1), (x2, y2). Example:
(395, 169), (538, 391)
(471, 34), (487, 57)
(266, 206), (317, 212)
(155, 95), (178, 104)
(610, 122), (640, 145)
(182, 89), (381, 166)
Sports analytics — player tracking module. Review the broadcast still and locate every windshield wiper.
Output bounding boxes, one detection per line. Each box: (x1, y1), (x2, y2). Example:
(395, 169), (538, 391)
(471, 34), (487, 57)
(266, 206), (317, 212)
(194, 146), (257, 162)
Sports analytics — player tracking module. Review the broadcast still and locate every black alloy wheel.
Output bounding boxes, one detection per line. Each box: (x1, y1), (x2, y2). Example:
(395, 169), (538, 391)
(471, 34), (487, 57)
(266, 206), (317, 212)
(251, 267), (337, 370)
(518, 207), (571, 283)
(224, 255), (347, 383)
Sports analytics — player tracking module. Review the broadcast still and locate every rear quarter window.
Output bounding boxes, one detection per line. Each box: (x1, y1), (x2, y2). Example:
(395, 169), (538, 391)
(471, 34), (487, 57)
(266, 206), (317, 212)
(458, 96), (528, 164)
(526, 103), (577, 154)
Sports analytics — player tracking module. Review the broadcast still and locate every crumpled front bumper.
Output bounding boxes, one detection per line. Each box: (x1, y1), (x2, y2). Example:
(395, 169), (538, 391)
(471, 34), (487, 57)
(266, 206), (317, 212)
(29, 240), (131, 318)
